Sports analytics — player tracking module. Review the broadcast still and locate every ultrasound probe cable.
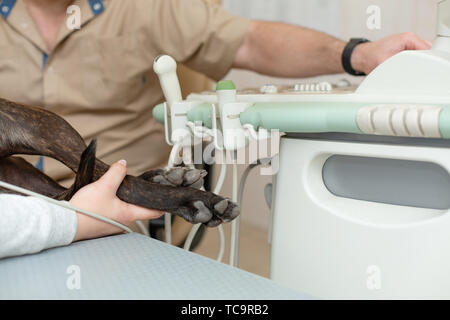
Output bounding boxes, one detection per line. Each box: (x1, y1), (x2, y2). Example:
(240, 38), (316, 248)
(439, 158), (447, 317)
(0, 180), (133, 233)
(183, 121), (227, 262)
(183, 161), (227, 262)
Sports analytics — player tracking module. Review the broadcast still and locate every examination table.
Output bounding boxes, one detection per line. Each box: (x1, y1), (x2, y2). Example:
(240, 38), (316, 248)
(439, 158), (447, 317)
(0, 233), (309, 300)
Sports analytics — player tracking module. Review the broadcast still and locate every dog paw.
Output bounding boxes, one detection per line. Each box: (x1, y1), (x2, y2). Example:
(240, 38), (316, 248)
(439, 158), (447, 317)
(139, 167), (207, 189)
(176, 197), (240, 227)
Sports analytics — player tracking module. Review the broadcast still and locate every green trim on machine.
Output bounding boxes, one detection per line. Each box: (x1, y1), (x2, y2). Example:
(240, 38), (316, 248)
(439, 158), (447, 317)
(153, 101), (450, 138)
(153, 103), (165, 124)
(187, 103), (214, 128)
(239, 102), (363, 133)
(152, 102), (214, 128)
(440, 107), (450, 139)
(216, 80), (236, 91)
(184, 102), (364, 133)
(187, 103), (212, 129)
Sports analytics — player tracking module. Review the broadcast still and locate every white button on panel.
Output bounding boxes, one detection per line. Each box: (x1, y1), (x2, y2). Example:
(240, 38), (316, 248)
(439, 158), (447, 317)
(260, 84), (278, 94)
(318, 81), (332, 91)
(293, 81), (332, 92)
(336, 79), (351, 88)
(2, 6), (9, 13)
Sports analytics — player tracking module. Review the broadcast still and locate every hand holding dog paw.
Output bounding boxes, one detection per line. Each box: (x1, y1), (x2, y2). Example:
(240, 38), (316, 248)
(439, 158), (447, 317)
(70, 160), (163, 242)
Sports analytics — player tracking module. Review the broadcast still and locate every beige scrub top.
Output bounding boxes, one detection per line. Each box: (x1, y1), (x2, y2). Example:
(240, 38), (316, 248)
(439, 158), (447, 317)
(0, 0), (250, 182)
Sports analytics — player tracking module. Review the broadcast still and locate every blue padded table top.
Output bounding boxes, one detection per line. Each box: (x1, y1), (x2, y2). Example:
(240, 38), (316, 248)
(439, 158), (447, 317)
(0, 233), (311, 300)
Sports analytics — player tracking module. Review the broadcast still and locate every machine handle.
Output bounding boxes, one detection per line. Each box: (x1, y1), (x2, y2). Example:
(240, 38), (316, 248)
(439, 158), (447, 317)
(153, 55), (182, 108)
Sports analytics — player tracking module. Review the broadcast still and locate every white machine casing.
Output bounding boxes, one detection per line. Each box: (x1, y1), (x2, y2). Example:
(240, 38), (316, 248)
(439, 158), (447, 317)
(155, 0), (450, 299)
(271, 137), (450, 299)
(269, 0), (450, 299)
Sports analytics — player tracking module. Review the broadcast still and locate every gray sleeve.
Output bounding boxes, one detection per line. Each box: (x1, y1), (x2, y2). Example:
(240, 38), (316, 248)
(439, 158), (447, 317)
(0, 194), (78, 259)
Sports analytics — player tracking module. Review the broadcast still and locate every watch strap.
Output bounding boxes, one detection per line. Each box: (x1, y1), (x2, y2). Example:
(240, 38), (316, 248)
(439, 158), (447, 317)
(342, 38), (370, 76)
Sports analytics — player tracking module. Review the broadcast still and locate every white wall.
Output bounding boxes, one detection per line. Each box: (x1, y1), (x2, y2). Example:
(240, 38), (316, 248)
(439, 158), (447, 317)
(223, 0), (436, 39)
(223, 0), (437, 88)
(216, 0), (439, 231)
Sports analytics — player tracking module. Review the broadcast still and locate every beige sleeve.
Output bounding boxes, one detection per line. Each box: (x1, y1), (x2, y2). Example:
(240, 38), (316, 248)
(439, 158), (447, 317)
(146, 0), (250, 81)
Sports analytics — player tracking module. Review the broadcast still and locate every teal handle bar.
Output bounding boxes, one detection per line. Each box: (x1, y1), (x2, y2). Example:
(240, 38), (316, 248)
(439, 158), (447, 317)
(153, 103), (166, 124)
(240, 102), (363, 134)
(152, 102), (450, 138)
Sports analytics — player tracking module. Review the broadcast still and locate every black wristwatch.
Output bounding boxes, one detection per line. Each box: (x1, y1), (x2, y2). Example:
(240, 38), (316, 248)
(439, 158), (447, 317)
(341, 38), (370, 76)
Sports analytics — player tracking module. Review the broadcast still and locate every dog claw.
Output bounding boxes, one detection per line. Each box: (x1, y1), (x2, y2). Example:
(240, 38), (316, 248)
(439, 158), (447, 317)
(140, 168), (239, 226)
(193, 200), (213, 223)
(231, 207), (240, 219)
(189, 179), (204, 189)
(184, 197), (240, 226)
(184, 170), (200, 183)
(141, 167), (206, 189)
(206, 218), (222, 228)
(183, 169), (207, 187)
(214, 199), (228, 215)
(166, 167), (184, 185)
(152, 175), (172, 186)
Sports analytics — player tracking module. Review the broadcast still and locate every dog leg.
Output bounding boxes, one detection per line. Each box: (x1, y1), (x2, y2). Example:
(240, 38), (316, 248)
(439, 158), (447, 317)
(0, 141), (97, 199)
(0, 156), (66, 197)
(0, 99), (206, 189)
(0, 98), (240, 226)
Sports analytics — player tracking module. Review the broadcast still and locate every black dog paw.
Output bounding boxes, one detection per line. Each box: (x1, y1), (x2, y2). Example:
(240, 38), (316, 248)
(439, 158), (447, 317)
(139, 167), (207, 189)
(176, 197), (240, 227)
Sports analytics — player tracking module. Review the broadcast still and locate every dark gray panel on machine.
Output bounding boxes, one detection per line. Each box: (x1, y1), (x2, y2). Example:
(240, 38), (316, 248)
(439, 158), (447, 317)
(322, 155), (450, 210)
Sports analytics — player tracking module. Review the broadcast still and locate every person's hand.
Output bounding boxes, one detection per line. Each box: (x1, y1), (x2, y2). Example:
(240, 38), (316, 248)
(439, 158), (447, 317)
(70, 160), (163, 242)
(351, 32), (432, 75)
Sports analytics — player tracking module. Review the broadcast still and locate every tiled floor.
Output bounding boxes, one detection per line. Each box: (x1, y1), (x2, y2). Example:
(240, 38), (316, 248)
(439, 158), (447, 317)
(193, 221), (271, 278)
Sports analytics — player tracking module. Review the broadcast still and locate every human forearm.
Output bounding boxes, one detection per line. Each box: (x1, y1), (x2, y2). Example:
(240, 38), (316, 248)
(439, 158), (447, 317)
(0, 195), (77, 259)
(0, 161), (163, 259)
(233, 21), (432, 78)
(233, 20), (346, 78)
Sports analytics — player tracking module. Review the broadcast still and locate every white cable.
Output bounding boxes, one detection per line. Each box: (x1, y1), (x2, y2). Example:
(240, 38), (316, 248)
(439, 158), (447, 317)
(232, 160), (264, 266)
(136, 220), (150, 236)
(212, 162), (228, 262)
(183, 121), (228, 262)
(183, 223), (201, 251)
(183, 162), (228, 263)
(164, 212), (172, 245)
(238, 162), (261, 205)
(216, 224), (226, 262)
(243, 124), (258, 140)
(227, 124), (268, 266)
(186, 121), (214, 140)
(179, 122), (228, 261)
(213, 162), (228, 195)
(0, 180), (133, 233)
(168, 141), (183, 167)
(164, 141), (184, 245)
(229, 159), (239, 267)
